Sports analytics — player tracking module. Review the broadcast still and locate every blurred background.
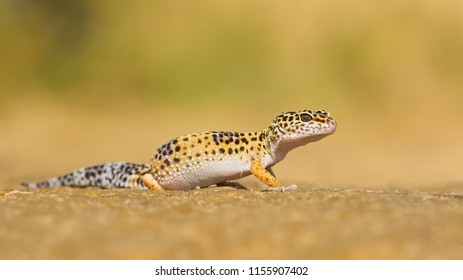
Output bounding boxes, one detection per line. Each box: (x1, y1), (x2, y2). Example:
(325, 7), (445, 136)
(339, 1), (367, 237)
(1, 0), (462, 189)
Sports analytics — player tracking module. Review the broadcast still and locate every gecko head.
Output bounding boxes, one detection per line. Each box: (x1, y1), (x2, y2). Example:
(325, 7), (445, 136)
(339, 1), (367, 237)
(269, 109), (337, 148)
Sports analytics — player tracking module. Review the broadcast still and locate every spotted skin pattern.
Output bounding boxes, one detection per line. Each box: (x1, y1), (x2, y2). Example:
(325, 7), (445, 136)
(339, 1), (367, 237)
(23, 110), (336, 192)
(22, 162), (150, 189)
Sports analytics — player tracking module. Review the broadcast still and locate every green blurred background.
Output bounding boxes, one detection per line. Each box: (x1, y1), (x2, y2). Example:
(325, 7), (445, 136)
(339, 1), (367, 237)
(1, 0), (463, 188)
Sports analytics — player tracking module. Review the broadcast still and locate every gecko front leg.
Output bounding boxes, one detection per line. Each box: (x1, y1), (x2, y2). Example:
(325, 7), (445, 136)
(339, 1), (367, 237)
(250, 158), (297, 192)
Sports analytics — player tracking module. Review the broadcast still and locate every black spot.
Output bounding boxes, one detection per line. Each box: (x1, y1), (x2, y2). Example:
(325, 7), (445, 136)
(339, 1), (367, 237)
(234, 139), (240, 145)
(240, 146), (245, 151)
(197, 139), (202, 144)
(228, 148), (233, 155)
(175, 146), (181, 152)
(183, 137), (189, 141)
(251, 137), (257, 141)
(172, 139), (178, 145)
(259, 134), (264, 141)
(234, 148), (238, 154)
(173, 158), (180, 163)
(213, 135), (220, 145)
(164, 159), (171, 166)
(196, 153), (200, 157)
(219, 148), (225, 154)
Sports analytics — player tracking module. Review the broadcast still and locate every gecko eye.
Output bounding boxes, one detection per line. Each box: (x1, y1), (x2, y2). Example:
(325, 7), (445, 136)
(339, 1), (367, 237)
(300, 114), (312, 122)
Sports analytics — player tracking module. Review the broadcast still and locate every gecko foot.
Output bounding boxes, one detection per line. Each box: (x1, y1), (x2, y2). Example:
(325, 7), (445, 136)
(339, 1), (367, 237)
(267, 184), (297, 192)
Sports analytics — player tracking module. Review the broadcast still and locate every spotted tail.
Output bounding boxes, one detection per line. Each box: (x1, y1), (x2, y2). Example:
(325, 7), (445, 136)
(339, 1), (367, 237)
(21, 162), (150, 189)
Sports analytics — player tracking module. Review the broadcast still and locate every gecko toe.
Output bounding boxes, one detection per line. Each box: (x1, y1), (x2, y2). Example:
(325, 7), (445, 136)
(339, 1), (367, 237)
(267, 184), (297, 192)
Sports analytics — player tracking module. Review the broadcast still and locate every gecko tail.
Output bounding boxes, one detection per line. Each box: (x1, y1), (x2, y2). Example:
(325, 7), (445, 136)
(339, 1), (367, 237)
(21, 162), (151, 189)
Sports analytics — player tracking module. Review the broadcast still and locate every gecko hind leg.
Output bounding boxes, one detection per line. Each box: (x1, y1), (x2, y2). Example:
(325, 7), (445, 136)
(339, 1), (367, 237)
(141, 173), (164, 191)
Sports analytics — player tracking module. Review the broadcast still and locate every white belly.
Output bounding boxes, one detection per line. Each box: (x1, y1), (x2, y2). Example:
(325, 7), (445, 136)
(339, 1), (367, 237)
(157, 156), (252, 190)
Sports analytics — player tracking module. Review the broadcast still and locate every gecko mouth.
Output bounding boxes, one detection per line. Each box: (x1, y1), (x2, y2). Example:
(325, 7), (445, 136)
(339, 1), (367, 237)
(327, 119), (337, 133)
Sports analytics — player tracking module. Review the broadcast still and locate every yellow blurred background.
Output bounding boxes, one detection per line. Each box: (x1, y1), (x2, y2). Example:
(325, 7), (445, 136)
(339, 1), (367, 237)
(1, 0), (463, 189)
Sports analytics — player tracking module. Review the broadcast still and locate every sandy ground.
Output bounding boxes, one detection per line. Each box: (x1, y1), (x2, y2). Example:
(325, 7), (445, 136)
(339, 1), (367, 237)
(1, 182), (462, 259)
(1, 101), (463, 259)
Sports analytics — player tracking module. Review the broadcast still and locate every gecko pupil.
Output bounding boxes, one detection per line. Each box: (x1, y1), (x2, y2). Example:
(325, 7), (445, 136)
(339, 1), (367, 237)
(300, 114), (312, 122)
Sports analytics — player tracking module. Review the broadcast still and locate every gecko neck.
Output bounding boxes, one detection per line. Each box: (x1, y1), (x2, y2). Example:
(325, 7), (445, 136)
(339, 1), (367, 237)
(260, 127), (330, 164)
(259, 128), (289, 164)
